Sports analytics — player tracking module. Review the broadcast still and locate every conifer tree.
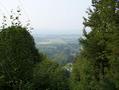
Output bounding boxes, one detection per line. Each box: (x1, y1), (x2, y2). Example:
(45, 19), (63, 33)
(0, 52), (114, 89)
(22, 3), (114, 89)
(71, 0), (119, 90)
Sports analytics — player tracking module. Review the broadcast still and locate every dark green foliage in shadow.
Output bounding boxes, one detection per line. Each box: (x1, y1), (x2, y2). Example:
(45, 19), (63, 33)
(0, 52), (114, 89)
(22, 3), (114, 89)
(0, 26), (42, 89)
(33, 59), (70, 90)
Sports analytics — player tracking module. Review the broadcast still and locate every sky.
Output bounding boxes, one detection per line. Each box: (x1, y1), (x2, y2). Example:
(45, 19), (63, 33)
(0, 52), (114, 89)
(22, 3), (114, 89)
(0, 0), (91, 35)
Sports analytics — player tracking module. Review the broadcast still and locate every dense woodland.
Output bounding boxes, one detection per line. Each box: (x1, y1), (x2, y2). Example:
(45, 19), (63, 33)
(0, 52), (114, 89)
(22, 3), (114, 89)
(0, 0), (119, 90)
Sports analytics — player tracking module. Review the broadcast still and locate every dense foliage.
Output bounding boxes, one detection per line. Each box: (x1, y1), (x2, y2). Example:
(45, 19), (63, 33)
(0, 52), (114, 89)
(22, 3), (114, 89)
(71, 0), (119, 90)
(0, 26), (70, 90)
(0, 26), (42, 89)
(33, 59), (69, 90)
(0, 0), (119, 90)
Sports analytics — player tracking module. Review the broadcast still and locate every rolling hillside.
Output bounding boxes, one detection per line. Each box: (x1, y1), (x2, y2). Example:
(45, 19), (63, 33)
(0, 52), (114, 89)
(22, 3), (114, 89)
(33, 34), (80, 64)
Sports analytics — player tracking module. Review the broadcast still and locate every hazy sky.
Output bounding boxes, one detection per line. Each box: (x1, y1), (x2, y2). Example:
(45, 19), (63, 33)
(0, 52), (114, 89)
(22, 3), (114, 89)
(0, 0), (91, 34)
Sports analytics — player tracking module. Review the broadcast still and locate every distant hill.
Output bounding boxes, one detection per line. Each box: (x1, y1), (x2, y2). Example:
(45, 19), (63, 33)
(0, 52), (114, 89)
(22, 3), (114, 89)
(33, 34), (80, 64)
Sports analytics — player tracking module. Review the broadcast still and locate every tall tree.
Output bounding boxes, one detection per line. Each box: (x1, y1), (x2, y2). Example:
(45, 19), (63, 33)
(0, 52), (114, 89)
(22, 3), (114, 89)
(106, 0), (119, 89)
(71, 0), (119, 90)
(0, 26), (42, 89)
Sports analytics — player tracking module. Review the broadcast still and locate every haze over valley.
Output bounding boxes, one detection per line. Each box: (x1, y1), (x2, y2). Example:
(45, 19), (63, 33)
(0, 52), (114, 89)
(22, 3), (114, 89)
(33, 33), (80, 64)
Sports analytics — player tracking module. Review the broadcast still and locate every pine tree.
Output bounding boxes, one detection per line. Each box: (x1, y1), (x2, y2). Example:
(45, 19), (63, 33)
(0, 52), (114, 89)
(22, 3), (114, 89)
(71, 0), (119, 90)
(106, 0), (119, 89)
